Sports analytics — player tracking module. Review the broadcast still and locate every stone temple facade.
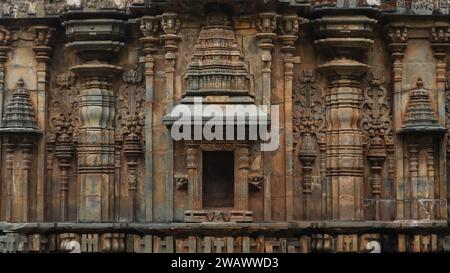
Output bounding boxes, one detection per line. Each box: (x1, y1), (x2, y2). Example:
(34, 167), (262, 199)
(0, 0), (450, 253)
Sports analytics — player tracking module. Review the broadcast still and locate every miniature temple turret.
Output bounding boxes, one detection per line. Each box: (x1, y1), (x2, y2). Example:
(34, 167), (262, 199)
(399, 78), (446, 134)
(0, 79), (39, 133)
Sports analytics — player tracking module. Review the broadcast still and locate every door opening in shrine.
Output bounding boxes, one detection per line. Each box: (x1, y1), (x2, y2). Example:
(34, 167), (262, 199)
(202, 151), (235, 208)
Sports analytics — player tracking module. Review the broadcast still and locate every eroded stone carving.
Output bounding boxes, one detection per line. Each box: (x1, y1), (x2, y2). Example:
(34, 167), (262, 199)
(361, 70), (392, 195)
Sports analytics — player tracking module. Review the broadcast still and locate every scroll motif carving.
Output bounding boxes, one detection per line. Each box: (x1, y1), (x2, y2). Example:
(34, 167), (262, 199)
(50, 71), (79, 220)
(293, 69), (325, 147)
(50, 72), (80, 143)
(361, 70), (392, 195)
(117, 68), (145, 221)
(361, 71), (392, 143)
(117, 69), (145, 141)
(446, 72), (450, 152)
(293, 69), (325, 194)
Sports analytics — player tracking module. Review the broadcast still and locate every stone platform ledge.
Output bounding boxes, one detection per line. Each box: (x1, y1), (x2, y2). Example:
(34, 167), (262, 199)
(0, 220), (448, 235)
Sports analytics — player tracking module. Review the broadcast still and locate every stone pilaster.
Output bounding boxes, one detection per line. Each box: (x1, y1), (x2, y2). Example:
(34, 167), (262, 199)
(159, 12), (180, 221)
(386, 24), (408, 220)
(0, 27), (10, 199)
(279, 14), (302, 221)
(0, 27), (10, 125)
(54, 133), (73, 221)
(72, 64), (121, 221)
(314, 11), (376, 220)
(256, 12), (278, 221)
(62, 12), (126, 221)
(429, 24), (450, 220)
(32, 26), (54, 221)
(139, 15), (160, 222)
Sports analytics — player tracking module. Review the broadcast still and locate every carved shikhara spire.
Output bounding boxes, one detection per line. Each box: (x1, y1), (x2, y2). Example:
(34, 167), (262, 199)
(183, 11), (252, 100)
(400, 78), (446, 134)
(0, 79), (39, 133)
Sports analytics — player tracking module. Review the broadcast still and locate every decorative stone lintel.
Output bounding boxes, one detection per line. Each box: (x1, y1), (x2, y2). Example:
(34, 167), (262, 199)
(184, 210), (253, 223)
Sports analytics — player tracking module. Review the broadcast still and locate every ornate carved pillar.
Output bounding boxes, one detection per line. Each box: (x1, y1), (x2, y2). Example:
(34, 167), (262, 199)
(236, 145), (250, 212)
(386, 24), (408, 220)
(361, 71), (391, 220)
(4, 144), (14, 221)
(256, 12), (277, 221)
(32, 26), (54, 221)
(54, 122), (73, 221)
(429, 24), (450, 220)
(62, 11), (126, 221)
(293, 69), (326, 219)
(139, 15), (160, 222)
(160, 12), (180, 221)
(185, 143), (199, 211)
(313, 11), (377, 220)
(0, 27), (10, 125)
(0, 27), (10, 188)
(120, 70), (145, 222)
(279, 13), (302, 221)
(19, 143), (33, 222)
(50, 72), (79, 221)
(298, 133), (316, 219)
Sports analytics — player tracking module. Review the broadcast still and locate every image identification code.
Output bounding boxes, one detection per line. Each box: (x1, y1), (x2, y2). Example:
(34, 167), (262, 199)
(171, 257), (279, 271)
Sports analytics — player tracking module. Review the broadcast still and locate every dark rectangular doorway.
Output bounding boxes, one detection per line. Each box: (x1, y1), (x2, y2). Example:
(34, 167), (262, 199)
(202, 151), (234, 208)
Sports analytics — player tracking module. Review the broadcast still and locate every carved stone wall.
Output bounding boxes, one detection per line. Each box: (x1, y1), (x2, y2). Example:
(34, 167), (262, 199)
(0, 0), (450, 252)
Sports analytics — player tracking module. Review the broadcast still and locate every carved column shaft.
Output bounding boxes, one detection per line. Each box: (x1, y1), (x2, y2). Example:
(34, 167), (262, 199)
(313, 11), (376, 221)
(160, 12), (180, 221)
(0, 28), (10, 202)
(426, 147), (435, 220)
(430, 25), (449, 220)
(257, 12), (277, 221)
(4, 143), (14, 221)
(20, 143), (32, 222)
(0, 27), (10, 124)
(74, 71), (120, 221)
(408, 145), (419, 220)
(32, 26), (54, 221)
(323, 71), (366, 220)
(236, 145), (250, 211)
(387, 25), (408, 220)
(124, 145), (139, 221)
(280, 14), (301, 221)
(186, 144), (199, 210)
(55, 140), (73, 221)
(62, 11), (127, 221)
(3, 142), (33, 222)
(139, 15), (160, 221)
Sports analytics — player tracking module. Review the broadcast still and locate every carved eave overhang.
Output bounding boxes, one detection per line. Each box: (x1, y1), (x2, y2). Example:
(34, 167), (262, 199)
(61, 9), (127, 59)
(163, 103), (270, 126)
(398, 78), (446, 135)
(311, 5), (381, 18)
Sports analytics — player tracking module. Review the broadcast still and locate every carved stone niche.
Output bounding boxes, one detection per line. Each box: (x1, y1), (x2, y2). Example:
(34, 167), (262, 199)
(0, 79), (40, 222)
(184, 142), (253, 223)
(398, 78), (446, 220)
